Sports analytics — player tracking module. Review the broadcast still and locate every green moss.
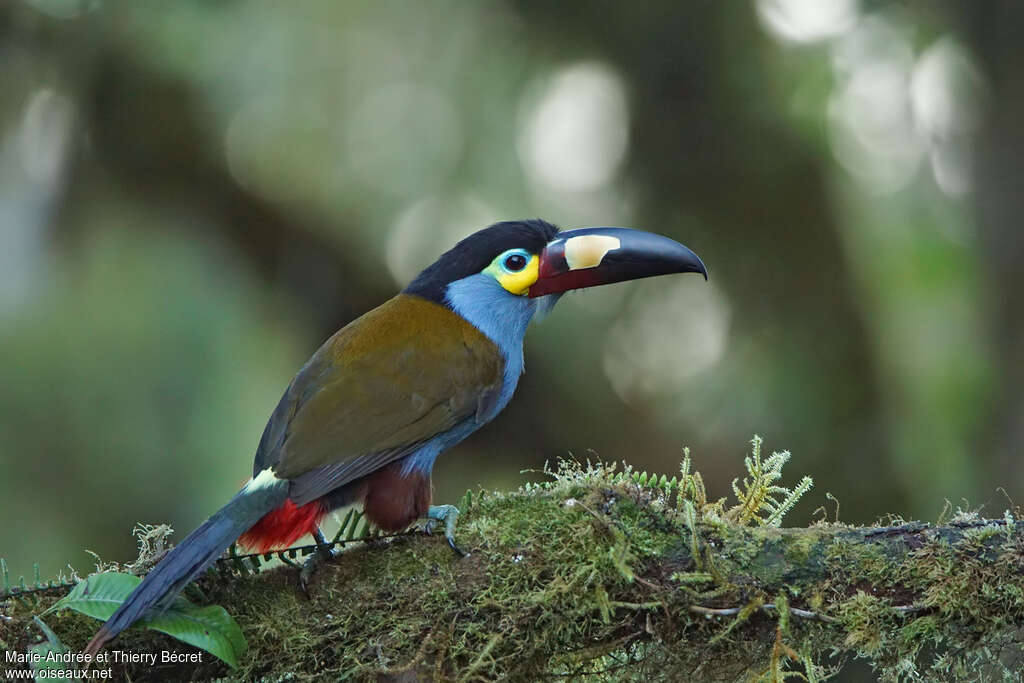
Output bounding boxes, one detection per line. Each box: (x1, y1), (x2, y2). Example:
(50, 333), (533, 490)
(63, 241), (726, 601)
(3, 444), (1022, 681)
(837, 591), (894, 655)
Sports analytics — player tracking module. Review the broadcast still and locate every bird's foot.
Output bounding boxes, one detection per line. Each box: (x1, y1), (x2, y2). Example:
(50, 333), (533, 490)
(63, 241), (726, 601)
(422, 504), (468, 557)
(299, 529), (339, 595)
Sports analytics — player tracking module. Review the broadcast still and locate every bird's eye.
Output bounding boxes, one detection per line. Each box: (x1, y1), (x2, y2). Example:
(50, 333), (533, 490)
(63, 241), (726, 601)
(503, 253), (528, 272)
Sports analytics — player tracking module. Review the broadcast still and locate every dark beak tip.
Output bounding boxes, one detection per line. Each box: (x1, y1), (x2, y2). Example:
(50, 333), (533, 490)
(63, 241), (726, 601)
(678, 246), (708, 281)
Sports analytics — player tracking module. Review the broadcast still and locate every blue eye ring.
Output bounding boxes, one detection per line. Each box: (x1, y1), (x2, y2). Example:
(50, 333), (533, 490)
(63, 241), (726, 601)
(500, 249), (531, 273)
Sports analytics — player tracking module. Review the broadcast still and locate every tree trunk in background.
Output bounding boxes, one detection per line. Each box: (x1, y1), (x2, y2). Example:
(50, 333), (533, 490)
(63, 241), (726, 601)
(963, 2), (1024, 490)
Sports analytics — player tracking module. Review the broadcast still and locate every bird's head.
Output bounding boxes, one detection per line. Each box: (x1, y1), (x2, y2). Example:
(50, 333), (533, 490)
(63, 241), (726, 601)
(404, 219), (707, 307)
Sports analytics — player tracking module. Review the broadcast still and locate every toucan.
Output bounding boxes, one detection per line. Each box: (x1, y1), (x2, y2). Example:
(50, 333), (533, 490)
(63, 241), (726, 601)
(85, 219), (706, 654)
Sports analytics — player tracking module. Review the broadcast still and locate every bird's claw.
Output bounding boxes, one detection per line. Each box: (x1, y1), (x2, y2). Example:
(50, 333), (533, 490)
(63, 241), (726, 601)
(299, 529), (340, 595)
(424, 504), (468, 557)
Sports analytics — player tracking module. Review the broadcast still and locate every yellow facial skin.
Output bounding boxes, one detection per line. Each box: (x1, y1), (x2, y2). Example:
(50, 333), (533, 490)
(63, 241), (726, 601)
(485, 254), (540, 296)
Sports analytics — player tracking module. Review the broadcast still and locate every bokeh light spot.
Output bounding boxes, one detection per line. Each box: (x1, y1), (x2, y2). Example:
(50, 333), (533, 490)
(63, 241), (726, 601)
(911, 38), (987, 198)
(756, 0), (859, 45)
(224, 91), (334, 203)
(828, 16), (922, 193)
(346, 83), (462, 198)
(603, 279), (729, 405)
(386, 194), (498, 286)
(517, 62), (629, 193)
(18, 88), (74, 189)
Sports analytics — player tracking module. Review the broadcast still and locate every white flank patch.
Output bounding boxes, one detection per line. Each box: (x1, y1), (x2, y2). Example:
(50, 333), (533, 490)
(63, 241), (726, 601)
(564, 235), (621, 270)
(245, 468), (282, 491)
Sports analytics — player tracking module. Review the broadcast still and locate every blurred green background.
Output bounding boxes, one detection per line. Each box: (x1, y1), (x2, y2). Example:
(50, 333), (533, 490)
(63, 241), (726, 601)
(2, 0), (1022, 593)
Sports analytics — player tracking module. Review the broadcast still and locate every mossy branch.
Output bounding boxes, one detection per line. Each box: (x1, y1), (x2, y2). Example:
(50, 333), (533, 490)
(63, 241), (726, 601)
(3, 443), (1023, 681)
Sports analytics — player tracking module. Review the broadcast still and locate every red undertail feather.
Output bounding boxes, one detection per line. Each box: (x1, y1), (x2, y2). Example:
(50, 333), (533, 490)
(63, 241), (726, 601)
(238, 498), (327, 553)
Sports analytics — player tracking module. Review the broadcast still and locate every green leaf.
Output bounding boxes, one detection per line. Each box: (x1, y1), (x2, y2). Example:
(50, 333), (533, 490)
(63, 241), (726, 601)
(48, 572), (139, 621)
(145, 603), (247, 669)
(53, 573), (247, 668)
(31, 617), (70, 680)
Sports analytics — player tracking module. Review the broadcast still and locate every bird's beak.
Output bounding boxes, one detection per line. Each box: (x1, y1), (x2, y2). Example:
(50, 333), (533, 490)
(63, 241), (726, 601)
(528, 227), (708, 298)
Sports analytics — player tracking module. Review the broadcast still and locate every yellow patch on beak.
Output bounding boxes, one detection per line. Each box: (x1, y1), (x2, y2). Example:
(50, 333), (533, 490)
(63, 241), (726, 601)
(564, 235), (621, 270)
(493, 255), (539, 296)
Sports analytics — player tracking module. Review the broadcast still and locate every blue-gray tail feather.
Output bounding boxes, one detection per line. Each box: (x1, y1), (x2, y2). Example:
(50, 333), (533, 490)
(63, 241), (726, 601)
(85, 479), (288, 654)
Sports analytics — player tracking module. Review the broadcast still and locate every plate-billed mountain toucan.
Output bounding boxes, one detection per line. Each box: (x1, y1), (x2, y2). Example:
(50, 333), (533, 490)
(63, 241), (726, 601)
(85, 219), (706, 654)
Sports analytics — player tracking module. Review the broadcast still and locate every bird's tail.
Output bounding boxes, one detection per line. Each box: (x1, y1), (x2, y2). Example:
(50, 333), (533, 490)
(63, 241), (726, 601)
(85, 471), (288, 656)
